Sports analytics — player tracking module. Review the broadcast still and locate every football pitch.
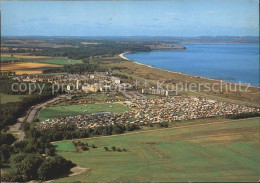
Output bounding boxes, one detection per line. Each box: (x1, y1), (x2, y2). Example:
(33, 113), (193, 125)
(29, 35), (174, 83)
(53, 117), (260, 182)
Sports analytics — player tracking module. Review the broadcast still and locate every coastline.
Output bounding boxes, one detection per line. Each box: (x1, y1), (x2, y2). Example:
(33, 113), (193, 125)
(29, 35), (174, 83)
(119, 52), (259, 89)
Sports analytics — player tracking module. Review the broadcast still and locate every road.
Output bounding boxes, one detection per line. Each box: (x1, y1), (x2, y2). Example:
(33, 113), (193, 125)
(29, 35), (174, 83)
(9, 95), (66, 143)
(26, 95), (65, 123)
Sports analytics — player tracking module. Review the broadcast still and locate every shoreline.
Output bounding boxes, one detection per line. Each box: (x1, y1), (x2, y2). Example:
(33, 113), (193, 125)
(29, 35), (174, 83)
(119, 52), (259, 89)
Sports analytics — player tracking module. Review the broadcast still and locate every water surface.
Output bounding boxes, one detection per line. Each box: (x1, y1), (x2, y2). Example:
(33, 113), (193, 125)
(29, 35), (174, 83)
(125, 44), (259, 86)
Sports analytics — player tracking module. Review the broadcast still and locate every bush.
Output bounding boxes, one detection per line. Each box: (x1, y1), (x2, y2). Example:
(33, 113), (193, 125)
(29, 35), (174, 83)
(159, 122), (168, 128)
(92, 144), (97, 148)
(112, 146), (116, 151)
(37, 155), (74, 180)
(81, 146), (89, 151)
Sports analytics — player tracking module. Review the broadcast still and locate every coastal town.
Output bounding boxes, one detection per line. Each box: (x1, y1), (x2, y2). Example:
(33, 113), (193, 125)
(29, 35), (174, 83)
(1, 0), (260, 181)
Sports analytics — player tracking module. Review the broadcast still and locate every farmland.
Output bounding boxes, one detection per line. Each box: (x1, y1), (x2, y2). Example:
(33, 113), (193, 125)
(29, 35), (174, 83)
(38, 103), (132, 121)
(53, 117), (260, 182)
(35, 57), (82, 65)
(1, 54), (51, 59)
(1, 62), (62, 75)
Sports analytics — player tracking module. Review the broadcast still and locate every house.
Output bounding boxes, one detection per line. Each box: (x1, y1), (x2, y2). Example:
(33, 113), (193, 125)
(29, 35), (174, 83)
(82, 83), (100, 92)
(111, 76), (120, 84)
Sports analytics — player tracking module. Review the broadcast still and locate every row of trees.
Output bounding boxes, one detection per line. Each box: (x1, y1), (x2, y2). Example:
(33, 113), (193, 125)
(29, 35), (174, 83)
(63, 63), (108, 74)
(33, 42), (151, 60)
(0, 78), (63, 130)
(0, 92), (55, 130)
(27, 123), (140, 142)
(226, 112), (260, 119)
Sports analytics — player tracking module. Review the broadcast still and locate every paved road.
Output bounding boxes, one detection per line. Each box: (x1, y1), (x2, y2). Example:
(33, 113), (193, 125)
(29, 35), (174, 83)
(26, 95), (65, 123)
(9, 95), (66, 143)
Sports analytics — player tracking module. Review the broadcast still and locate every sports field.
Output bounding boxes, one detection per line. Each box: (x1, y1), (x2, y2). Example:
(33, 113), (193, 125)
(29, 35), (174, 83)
(38, 103), (131, 121)
(53, 117), (260, 182)
(35, 57), (82, 65)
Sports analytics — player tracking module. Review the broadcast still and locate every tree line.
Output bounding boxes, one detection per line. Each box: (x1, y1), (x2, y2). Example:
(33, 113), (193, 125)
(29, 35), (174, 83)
(31, 123), (140, 142)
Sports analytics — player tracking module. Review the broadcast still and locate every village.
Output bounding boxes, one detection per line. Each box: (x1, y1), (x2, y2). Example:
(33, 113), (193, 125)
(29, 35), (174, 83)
(13, 72), (134, 93)
(38, 96), (259, 130)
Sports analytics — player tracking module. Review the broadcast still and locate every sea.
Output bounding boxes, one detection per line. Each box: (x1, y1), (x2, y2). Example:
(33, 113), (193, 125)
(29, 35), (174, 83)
(124, 44), (259, 86)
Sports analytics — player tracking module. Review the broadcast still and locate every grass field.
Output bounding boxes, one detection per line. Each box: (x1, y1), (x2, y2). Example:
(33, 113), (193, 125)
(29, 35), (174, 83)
(35, 57), (82, 65)
(1, 55), (19, 61)
(0, 93), (28, 104)
(53, 117), (260, 182)
(1, 62), (62, 75)
(39, 103), (131, 121)
(52, 141), (77, 151)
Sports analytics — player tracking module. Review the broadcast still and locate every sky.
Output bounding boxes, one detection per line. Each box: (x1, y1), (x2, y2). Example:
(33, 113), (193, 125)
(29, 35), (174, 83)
(1, 0), (259, 37)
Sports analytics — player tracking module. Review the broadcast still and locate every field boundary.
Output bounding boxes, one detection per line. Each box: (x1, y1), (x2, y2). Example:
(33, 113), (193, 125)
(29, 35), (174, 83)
(52, 117), (260, 143)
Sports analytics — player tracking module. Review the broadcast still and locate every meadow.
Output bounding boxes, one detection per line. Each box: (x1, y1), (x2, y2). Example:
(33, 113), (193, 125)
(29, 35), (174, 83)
(35, 57), (82, 65)
(1, 55), (19, 61)
(53, 117), (260, 182)
(52, 141), (77, 151)
(38, 103), (131, 121)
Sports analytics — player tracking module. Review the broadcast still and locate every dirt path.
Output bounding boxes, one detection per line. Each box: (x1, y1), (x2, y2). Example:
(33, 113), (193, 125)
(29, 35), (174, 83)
(9, 117), (25, 143)
(69, 166), (88, 177)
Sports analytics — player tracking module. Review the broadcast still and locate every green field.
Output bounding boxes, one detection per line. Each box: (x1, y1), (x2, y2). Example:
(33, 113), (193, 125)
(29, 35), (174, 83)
(0, 93), (28, 104)
(39, 103), (131, 121)
(35, 57), (82, 65)
(53, 118), (260, 182)
(52, 141), (77, 151)
(1, 55), (19, 61)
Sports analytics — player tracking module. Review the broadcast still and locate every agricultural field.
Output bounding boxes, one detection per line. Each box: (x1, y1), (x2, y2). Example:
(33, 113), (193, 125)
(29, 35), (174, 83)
(0, 93), (28, 104)
(53, 117), (260, 182)
(1, 54), (51, 59)
(1, 62), (62, 75)
(35, 57), (82, 65)
(38, 103), (132, 121)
